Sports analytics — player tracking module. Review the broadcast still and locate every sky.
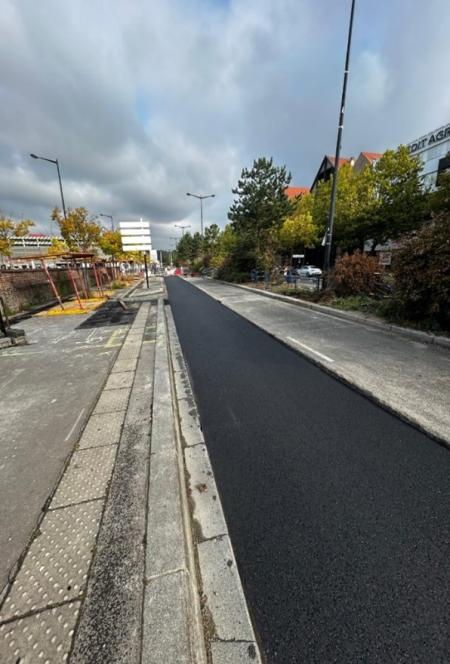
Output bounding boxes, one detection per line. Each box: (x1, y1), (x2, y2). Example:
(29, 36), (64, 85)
(0, 0), (449, 247)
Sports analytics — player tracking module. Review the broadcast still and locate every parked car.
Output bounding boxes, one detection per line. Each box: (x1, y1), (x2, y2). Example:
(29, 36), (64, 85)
(297, 265), (322, 277)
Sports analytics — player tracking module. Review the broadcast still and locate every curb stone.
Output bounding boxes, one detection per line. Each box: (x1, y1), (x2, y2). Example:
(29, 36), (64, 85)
(165, 306), (263, 664)
(142, 299), (207, 664)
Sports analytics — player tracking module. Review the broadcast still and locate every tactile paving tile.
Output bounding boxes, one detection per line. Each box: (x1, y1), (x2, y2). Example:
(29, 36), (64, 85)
(0, 501), (102, 620)
(78, 412), (125, 449)
(51, 446), (117, 508)
(104, 371), (135, 391)
(111, 357), (138, 373)
(93, 387), (131, 414)
(0, 602), (80, 663)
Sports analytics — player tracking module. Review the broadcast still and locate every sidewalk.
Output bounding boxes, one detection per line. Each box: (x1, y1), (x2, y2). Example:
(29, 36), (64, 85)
(0, 284), (261, 663)
(189, 277), (450, 447)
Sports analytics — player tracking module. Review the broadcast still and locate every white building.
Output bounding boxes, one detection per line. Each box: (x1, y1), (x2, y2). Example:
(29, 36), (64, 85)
(407, 122), (450, 189)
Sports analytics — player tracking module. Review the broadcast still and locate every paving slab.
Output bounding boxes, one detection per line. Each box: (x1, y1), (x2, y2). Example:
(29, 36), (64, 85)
(93, 387), (130, 414)
(210, 641), (261, 663)
(0, 501), (102, 621)
(0, 601), (80, 664)
(51, 445), (117, 508)
(77, 411), (125, 449)
(142, 570), (196, 664)
(104, 370), (135, 390)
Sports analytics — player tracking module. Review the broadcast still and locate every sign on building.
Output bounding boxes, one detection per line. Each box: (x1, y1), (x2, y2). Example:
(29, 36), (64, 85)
(119, 219), (152, 252)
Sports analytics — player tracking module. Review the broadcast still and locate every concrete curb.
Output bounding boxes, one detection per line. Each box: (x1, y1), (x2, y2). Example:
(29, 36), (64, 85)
(142, 299), (207, 664)
(165, 307), (263, 664)
(219, 281), (450, 350)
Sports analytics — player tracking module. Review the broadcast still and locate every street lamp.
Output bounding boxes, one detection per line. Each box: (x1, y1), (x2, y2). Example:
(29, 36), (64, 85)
(30, 153), (67, 219)
(186, 193), (215, 236)
(98, 213), (114, 230)
(174, 224), (191, 236)
(323, 0), (356, 278)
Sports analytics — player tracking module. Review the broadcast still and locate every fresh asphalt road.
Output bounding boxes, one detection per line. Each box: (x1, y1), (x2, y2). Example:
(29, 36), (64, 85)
(0, 300), (137, 593)
(166, 277), (450, 663)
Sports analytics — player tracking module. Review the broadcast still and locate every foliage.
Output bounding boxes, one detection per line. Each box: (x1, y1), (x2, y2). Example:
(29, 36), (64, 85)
(0, 216), (34, 257)
(333, 250), (384, 296)
(228, 157), (293, 266)
(279, 194), (318, 252)
(98, 229), (123, 258)
(52, 207), (101, 252)
(392, 213), (450, 329)
(366, 145), (426, 248)
(429, 171), (450, 216)
(48, 238), (69, 255)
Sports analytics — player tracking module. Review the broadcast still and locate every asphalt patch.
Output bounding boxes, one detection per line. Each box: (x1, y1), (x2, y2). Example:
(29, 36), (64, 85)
(76, 300), (139, 329)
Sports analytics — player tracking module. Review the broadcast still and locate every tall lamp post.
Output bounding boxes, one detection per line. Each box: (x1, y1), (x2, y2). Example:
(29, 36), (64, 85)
(323, 0), (356, 278)
(30, 153), (67, 219)
(186, 193), (215, 236)
(174, 224), (191, 236)
(98, 213), (114, 230)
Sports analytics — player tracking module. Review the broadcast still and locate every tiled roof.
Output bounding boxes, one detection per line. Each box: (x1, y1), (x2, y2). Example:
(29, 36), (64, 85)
(361, 151), (383, 161)
(326, 156), (351, 167)
(286, 186), (310, 198)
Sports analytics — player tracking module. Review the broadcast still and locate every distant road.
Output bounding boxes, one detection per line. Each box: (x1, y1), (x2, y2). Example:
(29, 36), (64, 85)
(166, 276), (450, 663)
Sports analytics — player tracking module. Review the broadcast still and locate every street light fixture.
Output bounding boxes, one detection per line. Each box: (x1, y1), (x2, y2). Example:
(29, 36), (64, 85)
(174, 224), (191, 236)
(30, 153), (67, 219)
(98, 213), (114, 230)
(186, 193), (215, 236)
(323, 0), (356, 278)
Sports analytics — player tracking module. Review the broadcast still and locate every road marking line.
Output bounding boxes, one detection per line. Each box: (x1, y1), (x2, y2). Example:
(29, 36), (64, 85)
(287, 337), (334, 363)
(64, 408), (85, 442)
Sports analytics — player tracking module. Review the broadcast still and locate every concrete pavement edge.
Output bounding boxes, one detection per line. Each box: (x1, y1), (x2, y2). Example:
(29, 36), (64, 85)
(165, 305), (263, 664)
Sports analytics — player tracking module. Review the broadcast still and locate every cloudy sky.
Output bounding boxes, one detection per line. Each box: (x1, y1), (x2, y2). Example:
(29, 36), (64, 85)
(1, 0), (449, 246)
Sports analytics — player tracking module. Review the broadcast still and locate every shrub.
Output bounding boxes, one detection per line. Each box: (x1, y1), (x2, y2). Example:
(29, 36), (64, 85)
(333, 250), (384, 296)
(392, 214), (450, 329)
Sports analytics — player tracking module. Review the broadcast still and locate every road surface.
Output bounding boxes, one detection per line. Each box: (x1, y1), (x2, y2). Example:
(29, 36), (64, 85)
(166, 276), (450, 663)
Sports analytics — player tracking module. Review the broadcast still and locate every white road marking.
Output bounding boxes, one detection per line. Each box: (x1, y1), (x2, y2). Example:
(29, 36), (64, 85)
(287, 337), (334, 363)
(64, 408), (85, 442)
(0, 368), (25, 390)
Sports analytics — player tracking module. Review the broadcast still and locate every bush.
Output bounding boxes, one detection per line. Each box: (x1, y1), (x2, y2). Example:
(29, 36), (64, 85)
(392, 214), (450, 329)
(333, 250), (384, 296)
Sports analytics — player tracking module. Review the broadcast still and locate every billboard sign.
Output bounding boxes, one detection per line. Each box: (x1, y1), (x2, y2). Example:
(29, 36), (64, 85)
(119, 219), (152, 252)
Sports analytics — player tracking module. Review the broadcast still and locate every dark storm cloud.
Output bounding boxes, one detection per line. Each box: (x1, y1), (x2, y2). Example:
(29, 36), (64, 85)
(0, 0), (449, 245)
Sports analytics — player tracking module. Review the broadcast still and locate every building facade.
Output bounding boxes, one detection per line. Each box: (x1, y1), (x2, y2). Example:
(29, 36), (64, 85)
(407, 122), (450, 189)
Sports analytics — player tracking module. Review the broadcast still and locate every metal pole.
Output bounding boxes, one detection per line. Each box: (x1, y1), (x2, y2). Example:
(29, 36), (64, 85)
(144, 253), (150, 288)
(200, 198), (204, 236)
(323, 0), (356, 276)
(55, 159), (67, 219)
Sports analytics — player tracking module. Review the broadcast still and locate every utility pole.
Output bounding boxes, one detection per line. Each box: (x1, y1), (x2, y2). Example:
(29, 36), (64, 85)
(323, 0), (356, 278)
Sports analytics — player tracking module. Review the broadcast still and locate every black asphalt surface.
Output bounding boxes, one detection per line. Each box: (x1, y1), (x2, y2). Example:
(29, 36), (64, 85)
(165, 277), (450, 664)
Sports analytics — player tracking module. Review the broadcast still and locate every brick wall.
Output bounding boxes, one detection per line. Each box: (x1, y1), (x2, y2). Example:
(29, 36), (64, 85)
(0, 269), (92, 315)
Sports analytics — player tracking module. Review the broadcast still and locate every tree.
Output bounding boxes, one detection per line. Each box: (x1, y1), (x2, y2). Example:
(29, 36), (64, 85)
(279, 194), (319, 253)
(98, 230), (122, 259)
(429, 171), (450, 216)
(367, 145), (426, 249)
(52, 207), (101, 251)
(228, 157), (293, 266)
(392, 212), (450, 329)
(203, 223), (221, 254)
(48, 238), (69, 256)
(0, 216), (34, 257)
